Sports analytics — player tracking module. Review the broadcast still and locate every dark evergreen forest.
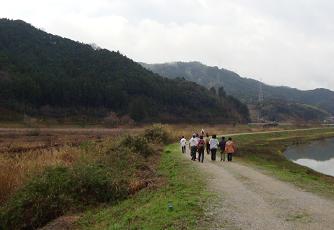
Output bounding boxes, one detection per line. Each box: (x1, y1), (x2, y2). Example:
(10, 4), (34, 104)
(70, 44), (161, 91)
(0, 19), (250, 123)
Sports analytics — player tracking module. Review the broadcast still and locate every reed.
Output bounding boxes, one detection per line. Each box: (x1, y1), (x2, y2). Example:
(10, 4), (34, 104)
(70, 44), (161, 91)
(0, 145), (88, 204)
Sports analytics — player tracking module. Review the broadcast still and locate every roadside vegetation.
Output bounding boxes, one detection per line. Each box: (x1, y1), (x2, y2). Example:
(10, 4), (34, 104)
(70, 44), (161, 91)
(77, 143), (210, 229)
(233, 128), (334, 198)
(0, 128), (135, 205)
(0, 145), (85, 205)
(0, 125), (171, 229)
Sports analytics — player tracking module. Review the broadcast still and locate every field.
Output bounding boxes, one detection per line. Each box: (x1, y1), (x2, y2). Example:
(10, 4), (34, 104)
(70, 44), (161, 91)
(0, 127), (146, 205)
(0, 124), (171, 229)
(0, 123), (320, 205)
(1, 124), (333, 229)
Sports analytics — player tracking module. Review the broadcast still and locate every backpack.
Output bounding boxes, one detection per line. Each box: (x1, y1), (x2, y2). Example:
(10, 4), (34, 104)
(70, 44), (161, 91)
(198, 139), (205, 148)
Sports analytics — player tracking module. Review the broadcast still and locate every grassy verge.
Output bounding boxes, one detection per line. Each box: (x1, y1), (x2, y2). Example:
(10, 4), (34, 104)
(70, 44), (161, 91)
(232, 128), (334, 198)
(77, 144), (210, 230)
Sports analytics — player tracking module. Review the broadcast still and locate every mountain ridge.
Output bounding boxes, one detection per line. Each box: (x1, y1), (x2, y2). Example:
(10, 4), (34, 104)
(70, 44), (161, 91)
(0, 19), (250, 123)
(143, 61), (334, 93)
(142, 61), (334, 121)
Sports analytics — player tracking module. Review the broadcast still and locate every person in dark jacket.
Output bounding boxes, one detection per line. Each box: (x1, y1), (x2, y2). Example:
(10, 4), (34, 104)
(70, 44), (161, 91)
(197, 136), (205, 163)
(219, 136), (226, 161)
(205, 133), (210, 154)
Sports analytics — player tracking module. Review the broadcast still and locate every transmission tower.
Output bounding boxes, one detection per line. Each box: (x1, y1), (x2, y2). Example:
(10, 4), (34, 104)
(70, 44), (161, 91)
(257, 79), (264, 122)
(258, 80), (264, 103)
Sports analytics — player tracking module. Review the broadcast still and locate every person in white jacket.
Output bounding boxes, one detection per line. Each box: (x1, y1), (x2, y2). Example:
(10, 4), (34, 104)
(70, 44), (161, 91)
(189, 134), (198, 161)
(180, 136), (187, 153)
(209, 134), (219, 161)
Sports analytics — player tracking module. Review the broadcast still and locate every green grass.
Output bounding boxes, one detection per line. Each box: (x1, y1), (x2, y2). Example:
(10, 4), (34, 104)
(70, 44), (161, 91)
(231, 128), (334, 198)
(77, 144), (210, 230)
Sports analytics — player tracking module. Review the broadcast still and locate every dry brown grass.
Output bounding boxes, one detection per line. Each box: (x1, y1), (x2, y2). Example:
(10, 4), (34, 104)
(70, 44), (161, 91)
(0, 126), (141, 205)
(0, 146), (89, 204)
(0, 123), (301, 205)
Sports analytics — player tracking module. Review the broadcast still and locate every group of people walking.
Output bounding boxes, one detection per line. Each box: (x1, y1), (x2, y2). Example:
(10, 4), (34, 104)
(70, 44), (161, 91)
(179, 130), (237, 163)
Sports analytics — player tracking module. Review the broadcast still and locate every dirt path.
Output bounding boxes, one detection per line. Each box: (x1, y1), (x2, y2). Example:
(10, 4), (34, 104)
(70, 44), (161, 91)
(186, 153), (334, 230)
(226, 127), (331, 137)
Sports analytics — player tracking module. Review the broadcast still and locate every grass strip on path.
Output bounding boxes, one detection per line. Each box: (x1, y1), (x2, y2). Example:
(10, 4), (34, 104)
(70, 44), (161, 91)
(77, 143), (210, 230)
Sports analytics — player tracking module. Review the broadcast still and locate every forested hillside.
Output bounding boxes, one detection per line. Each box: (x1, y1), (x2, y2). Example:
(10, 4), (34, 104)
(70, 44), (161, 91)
(0, 19), (249, 123)
(258, 100), (330, 122)
(143, 62), (334, 117)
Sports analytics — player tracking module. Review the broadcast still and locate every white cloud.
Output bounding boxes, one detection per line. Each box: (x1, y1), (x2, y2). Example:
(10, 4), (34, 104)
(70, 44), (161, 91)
(1, 0), (334, 90)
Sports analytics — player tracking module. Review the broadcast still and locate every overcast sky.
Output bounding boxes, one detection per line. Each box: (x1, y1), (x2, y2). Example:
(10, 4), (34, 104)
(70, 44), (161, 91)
(1, 0), (334, 90)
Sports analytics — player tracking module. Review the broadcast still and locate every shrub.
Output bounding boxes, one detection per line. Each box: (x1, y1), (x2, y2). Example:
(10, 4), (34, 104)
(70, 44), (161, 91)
(120, 135), (154, 157)
(0, 128), (164, 229)
(143, 124), (172, 144)
(0, 164), (129, 230)
(71, 163), (128, 204)
(0, 167), (73, 229)
(0, 145), (89, 206)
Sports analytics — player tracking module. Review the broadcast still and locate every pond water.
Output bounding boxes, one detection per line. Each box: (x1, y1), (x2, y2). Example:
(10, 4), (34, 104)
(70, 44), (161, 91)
(284, 138), (334, 177)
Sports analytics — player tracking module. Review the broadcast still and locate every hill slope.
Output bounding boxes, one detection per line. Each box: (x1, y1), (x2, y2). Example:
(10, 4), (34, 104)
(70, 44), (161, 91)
(142, 62), (334, 121)
(0, 19), (249, 123)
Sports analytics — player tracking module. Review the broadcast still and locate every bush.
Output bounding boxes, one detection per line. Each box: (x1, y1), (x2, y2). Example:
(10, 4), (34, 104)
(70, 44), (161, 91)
(0, 167), (73, 229)
(0, 127), (166, 229)
(71, 164), (129, 204)
(120, 135), (154, 158)
(0, 165), (129, 229)
(143, 124), (172, 144)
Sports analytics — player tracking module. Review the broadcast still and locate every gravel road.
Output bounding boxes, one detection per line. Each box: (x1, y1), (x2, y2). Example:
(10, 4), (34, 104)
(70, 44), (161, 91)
(187, 153), (334, 230)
